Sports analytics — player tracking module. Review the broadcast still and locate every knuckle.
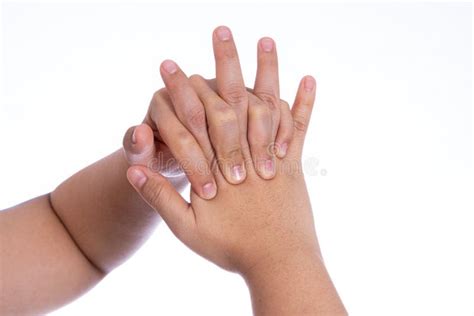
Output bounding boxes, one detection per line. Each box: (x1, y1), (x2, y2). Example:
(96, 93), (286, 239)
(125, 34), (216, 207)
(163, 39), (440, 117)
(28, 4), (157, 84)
(213, 101), (231, 113)
(224, 146), (243, 161)
(248, 132), (271, 148)
(257, 91), (279, 111)
(156, 121), (172, 138)
(152, 88), (167, 103)
(222, 84), (247, 106)
(214, 109), (238, 129)
(144, 178), (167, 208)
(223, 48), (237, 59)
(150, 89), (170, 118)
(177, 130), (196, 147)
(189, 74), (205, 83)
(251, 103), (272, 121)
(199, 89), (217, 103)
(186, 107), (206, 130)
(215, 45), (237, 59)
(293, 115), (308, 133)
(248, 134), (271, 148)
(209, 118), (240, 152)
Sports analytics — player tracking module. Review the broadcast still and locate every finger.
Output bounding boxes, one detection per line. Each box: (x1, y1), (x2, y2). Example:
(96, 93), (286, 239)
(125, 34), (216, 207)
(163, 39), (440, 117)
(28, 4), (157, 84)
(190, 75), (247, 184)
(127, 166), (195, 243)
(274, 100), (293, 158)
(290, 76), (316, 156)
(122, 123), (156, 166)
(253, 37), (281, 159)
(254, 37), (279, 97)
(247, 93), (275, 179)
(123, 123), (181, 178)
(212, 26), (249, 140)
(151, 91), (217, 199)
(160, 60), (215, 163)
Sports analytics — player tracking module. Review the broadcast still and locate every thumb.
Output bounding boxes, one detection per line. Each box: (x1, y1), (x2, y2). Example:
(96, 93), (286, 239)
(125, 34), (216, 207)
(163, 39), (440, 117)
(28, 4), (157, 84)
(122, 123), (156, 166)
(127, 166), (195, 239)
(289, 75), (316, 157)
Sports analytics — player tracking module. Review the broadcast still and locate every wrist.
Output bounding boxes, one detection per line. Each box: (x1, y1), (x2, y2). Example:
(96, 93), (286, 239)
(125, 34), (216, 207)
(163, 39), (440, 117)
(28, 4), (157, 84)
(242, 247), (346, 316)
(241, 245), (323, 286)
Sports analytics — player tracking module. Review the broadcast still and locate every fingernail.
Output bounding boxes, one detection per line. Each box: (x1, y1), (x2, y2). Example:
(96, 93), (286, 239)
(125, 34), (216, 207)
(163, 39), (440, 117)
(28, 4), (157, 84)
(216, 26), (231, 41)
(202, 182), (217, 199)
(260, 38), (274, 53)
(278, 143), (288, 157)
(231, 165), (245, 183)
(131, 127), (137, 144)
(257, 158), (275, 179)
(259, 159), (275, 178)
(162, 60), (178, 74)
(129, 169), (147, 189)
(265, 159), (274, 173)
(304, 76), (315, 92)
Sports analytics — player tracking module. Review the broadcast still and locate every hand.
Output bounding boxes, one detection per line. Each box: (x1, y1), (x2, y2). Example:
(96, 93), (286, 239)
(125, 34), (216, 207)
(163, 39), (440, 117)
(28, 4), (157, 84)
(127, 74), (347, 315)
(127, 73), (316, 273)
(123, 26), (294, 200)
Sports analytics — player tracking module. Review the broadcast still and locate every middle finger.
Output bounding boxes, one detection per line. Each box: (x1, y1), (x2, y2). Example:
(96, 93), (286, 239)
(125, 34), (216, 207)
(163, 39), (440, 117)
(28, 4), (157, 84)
(212, 26), (249, 145)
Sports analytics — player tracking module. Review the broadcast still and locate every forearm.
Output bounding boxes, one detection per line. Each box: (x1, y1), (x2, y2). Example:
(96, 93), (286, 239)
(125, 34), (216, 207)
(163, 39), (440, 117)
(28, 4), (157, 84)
(50, 148), (187, 273)
(244, 249), (347, 316)
(0, 195), (103, 314)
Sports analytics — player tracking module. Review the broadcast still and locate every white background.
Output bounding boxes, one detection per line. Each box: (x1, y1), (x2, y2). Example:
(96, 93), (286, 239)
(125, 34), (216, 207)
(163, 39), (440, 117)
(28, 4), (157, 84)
(1, 2), (472, 315)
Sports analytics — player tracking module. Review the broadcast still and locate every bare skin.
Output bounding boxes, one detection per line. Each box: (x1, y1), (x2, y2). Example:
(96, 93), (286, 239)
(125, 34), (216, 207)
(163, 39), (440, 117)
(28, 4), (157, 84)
(128, 75), (347, 315)
(0, 26), (345, 315)
(127, 27), (347, 315)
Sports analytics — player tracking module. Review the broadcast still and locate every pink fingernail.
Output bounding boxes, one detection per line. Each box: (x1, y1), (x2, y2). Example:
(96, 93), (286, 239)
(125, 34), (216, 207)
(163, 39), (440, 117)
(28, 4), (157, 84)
(265, 159), (274, 173)
(260, 38), (274, 53)
(279, 143), (288, 157)
(304, 76), (315, 92)
(131, 127), (137, 144)
(202, 182), (217, 199)
(162, 60), (178, 74)
(231, 165), (245, 182)
(216, 26), (231, 41)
